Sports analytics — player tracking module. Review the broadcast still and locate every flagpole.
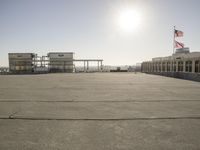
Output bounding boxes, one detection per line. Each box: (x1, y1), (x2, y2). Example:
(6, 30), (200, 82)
(173, 26), (175, 54)
(172, 26), (176, 73)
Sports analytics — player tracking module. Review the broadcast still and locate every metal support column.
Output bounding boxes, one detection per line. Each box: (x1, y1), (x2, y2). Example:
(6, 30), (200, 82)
(100, 61), (103, 71)
(87, 61), (89, 72)
(98, 61), (100, 71)
(192, 60), (195, 73)
(84, 61), (86, 72)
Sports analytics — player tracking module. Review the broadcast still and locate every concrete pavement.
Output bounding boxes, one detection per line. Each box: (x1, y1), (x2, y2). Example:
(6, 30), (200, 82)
(0, 73), (200, 150)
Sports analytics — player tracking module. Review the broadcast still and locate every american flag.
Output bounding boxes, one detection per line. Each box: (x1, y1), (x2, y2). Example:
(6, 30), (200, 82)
(175, 40), (184, 48)
(174, 29), (184, 37)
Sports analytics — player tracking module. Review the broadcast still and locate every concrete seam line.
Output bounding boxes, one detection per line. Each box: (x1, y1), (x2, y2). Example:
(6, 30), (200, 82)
(0, 116), (200, 121)
(0, 100), (200, 103)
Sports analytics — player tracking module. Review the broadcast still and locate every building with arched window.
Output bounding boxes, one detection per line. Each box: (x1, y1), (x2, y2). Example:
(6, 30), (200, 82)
(141, 49), (200, 82)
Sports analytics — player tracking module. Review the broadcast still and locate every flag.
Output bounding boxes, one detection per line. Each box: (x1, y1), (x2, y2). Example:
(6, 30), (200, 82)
(174, 29), (184, 37)
(174, 40), (184, 48)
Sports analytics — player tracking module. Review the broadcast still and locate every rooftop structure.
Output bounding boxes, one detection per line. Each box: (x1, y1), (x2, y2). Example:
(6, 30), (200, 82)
(8, 52), (103, 74)
(48, 52), (74, 73)
(8, 53), (35, 74)
(175, 47), (190, 54)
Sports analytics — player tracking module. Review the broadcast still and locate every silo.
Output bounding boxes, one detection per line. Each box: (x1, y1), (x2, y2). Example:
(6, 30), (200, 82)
(8, 53), (35, 74)
(48, 52), (74, 73)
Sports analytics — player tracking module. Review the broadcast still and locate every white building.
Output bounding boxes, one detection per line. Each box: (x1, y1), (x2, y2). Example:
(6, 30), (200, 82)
(141, 49), (200, 81)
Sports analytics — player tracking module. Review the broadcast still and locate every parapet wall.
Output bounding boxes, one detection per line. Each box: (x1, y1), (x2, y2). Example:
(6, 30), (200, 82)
(146, 72), (200, 82)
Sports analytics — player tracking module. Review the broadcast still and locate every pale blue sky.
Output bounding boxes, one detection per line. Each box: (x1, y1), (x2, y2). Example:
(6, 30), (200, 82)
(1, 0), (200, 66)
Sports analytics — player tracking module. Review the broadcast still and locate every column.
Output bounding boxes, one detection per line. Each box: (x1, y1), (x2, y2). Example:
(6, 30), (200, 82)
(97, 61), (100, 71)
(183, 61), (186, 72)
(192, 59), (195, 73)
(160, 62), (162, 72)
(176, 61), (178, 72)
(84, 61), (86, 72)
(40, 57), (42, 67)
(87, 61), (89, 72)
(100, 61), (103, 71)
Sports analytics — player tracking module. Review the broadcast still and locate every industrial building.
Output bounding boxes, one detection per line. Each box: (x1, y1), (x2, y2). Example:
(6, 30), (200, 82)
(8, 52), (103, 74)
(48, 52), (74, 73)
(8, 53), (35, 74)
(141, 48), (200, 81)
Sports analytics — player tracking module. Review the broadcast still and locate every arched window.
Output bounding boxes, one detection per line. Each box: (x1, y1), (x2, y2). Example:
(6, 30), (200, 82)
(158, 62), (161, 72)
(155, 62), (158, 72)
(178, 61), (183, 72)
(195, 61), (200, 73)
(152, 63), (155, 72)
(147, 63), (150, 72)
(172, 61), (176, 72)
(162, 62), (165, 72)
(186, 61), (192, 72)
(167, 62), (170, 72)
(150, 63), (153, 72)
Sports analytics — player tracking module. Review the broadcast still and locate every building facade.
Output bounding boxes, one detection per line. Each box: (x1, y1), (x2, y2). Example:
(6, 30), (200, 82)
(8, 52), (104, 74)
(8, 53), (35, 74)
(141, 49), (200, 82)
(48, 52), (74, 73)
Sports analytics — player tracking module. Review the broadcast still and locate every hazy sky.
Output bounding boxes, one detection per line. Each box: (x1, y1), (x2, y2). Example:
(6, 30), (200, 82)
(1, 0), (200, 66)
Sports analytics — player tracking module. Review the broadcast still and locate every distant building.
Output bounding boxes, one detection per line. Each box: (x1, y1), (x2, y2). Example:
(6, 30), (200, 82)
(8, 53), (35, 74)
(8, 52), (103, 74)
(48, 52), (74, 73)
(141, 48), (200, 81)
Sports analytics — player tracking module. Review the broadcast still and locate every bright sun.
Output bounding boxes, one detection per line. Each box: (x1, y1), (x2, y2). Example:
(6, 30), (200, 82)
(118, 9), (142, 32)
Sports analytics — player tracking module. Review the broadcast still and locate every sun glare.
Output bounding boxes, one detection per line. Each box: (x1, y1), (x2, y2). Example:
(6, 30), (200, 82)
(118, 9), (142, 32)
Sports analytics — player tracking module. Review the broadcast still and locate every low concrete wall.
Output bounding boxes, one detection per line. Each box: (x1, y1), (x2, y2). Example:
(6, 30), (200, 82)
(145, 72), (200, 82)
